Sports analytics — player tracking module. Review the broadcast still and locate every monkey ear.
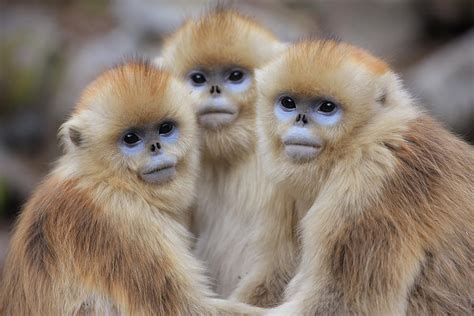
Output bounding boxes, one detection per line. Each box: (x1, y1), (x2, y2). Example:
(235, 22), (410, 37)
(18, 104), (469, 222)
(68, 127), (82, 147)
(375, 88), (388, 105)
(58, 121), (83, 152)
(375, 72), (399, 107)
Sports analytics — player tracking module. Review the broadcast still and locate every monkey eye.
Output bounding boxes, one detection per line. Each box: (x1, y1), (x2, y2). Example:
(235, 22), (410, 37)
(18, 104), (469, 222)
(280, 96), (296, 110)
(190, 72), (206, 85)
(317, 101), (338, 115)
(228, 70), (244, 83)
(159, 121), (175, 135)
(123, 132), (141, 145)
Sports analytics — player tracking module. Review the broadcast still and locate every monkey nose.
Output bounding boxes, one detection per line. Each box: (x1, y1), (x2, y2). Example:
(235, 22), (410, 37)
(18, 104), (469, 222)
(295, 113), (308, 126)
(210, 85), (221, 95)
(150, 142), (161, 153)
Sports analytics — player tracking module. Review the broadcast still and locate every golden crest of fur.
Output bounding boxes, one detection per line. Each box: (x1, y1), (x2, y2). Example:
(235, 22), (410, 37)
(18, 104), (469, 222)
(161, 10), (282, 77)
(0, 61), (262, 315)
(159, 10), (298, 308)
(256, 40), (474, 315)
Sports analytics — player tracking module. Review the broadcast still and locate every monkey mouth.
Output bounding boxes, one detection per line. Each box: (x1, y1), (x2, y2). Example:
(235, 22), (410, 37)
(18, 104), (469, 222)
(143, 164), (174, 175)
(283, 140), (321, 148)
(140, 163), (176, 184)
(283, 141), (322, 161)
(198, 108), (235, 115)
(197, 106), (237, 128)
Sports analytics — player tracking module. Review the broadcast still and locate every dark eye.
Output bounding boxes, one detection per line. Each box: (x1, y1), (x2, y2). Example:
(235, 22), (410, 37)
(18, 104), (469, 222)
(318, 101), (337, 114)
(123, 132), (141, 145)
(159, 121), (175, 135)
(228, 70), (244, 82)
(280, 96), (296, 110)
(190, 72), (206, 85)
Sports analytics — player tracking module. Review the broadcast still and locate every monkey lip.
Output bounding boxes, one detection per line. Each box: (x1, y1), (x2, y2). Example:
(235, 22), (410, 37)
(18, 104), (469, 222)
(142, 164), (175, 175)
(283, 141), (322, 161)
(198, 108), (236, 116)
(140, 163), (176, 184)
(197, 107), (237, 128)
(283, 140), (321, 148)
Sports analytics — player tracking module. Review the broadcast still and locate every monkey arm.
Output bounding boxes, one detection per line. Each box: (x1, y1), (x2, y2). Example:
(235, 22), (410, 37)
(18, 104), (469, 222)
(268, 201), (424, 316)
(63, 210), (216, 314)
(2, 179), (262, 316)
(230, 195), (298, 308)
(58, 197), (261, 315)
(229, 253), (296, 309)
(35, 192), (190, 314)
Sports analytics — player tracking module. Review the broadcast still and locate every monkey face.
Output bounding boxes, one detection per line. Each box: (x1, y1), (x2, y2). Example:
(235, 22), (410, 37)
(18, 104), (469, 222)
(271, 95), (343, 162)
(62, 62), (199, 190)
(257, 40), (390, 187)
(118, 120), (180, 185)
(159, 11), (286, 161)
(185, 65), (253, 130)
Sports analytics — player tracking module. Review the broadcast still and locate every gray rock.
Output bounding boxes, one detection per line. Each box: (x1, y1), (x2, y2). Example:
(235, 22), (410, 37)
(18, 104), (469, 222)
(112, 0), (204, 37)
(405, 30), (474, 141)
(53, 29), (139, 118)
(0, 223), (10, 276)
(309, 1), (423, 63)
(0, 7), (60, 75)
(112, 0), (319, 42)
(0, 7), (62, 114)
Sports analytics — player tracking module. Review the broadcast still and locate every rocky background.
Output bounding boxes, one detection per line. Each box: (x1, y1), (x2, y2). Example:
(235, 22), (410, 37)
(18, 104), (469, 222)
(0, 0), (473, 270)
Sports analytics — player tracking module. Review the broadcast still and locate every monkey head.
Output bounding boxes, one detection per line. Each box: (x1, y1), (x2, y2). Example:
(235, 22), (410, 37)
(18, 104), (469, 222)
(256, 40), (408, 195)
(59, 61), (199, 206)
(160, 10), (285, 162)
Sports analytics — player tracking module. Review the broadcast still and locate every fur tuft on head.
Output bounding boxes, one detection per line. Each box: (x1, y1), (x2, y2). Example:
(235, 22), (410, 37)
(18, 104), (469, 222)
(162, 10), (284, 76)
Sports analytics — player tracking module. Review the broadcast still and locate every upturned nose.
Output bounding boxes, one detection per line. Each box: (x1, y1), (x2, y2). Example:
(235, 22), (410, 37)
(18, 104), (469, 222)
(210, 85), (221, 95)
(150, 142), (161, 153)
(295, 113), (308, 126)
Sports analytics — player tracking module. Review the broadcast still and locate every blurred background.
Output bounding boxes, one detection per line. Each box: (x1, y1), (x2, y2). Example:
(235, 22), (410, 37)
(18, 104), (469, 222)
(0, 0), (473, 270)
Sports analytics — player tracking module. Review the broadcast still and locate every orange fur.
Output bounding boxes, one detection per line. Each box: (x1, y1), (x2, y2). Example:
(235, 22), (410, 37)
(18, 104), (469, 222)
(162, 10), (281, 77)
(256, 41), (474, 315)
(0, 61), (262, 315)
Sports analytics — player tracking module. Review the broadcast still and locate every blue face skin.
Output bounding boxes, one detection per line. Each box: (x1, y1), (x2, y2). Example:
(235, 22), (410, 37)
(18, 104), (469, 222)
(187, 66), (252, 129)
(119, 121), (180, 184)
(274, 95), (343, 161)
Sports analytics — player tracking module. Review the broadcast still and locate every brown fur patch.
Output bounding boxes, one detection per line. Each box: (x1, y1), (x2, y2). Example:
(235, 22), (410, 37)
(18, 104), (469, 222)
(1, 177), (203, 314)
(324, 116), (473, 314)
